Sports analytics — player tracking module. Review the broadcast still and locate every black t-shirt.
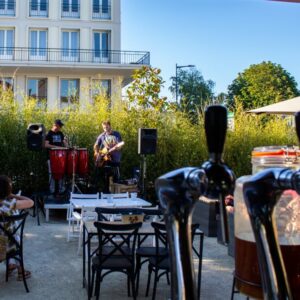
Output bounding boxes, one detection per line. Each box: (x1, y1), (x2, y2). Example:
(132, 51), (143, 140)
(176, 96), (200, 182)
(45, 130), (65, 147)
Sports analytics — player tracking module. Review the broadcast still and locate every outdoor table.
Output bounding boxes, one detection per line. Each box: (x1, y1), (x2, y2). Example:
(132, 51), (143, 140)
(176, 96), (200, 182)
(82, 220), (204, 300)
(68, 197), (151, 225)
(71, 197), (151, 209)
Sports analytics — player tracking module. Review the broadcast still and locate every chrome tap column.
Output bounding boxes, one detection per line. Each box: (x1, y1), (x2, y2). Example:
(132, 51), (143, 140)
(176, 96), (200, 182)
(155, 105), (235, 300)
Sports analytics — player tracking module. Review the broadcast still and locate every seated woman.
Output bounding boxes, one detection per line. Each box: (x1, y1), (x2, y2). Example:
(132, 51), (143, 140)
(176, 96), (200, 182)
(0, 175), (34, 281)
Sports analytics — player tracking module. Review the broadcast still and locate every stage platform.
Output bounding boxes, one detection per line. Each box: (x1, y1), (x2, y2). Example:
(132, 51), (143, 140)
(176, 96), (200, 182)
(44, 195), (69, 222)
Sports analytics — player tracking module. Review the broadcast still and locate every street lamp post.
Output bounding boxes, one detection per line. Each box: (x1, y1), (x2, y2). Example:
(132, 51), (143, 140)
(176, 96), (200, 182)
(175, 64), (195, 103)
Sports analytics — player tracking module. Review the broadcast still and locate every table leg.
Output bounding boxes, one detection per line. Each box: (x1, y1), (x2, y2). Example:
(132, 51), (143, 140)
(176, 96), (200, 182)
(46, 208), (49, 222)
(36, 196), (40, 226)
(83, 224), (86, 288)
(197, 233), (204, 299)
(88, 233), (91, 300)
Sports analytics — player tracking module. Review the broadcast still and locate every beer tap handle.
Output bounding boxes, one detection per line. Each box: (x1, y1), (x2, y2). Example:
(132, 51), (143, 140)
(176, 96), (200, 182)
(202, 105), (235, 244)
(205, 105), (227, 162)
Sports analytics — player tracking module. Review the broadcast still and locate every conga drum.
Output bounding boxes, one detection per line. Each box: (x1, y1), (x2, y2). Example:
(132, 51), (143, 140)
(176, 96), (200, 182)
(77, 148), (89, 177)
(49, 148), (67, 180)
(66, 148), (79, 176)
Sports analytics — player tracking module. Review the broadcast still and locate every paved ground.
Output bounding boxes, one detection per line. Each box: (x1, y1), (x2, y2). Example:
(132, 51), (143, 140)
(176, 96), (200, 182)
(0, 211), (246, 300)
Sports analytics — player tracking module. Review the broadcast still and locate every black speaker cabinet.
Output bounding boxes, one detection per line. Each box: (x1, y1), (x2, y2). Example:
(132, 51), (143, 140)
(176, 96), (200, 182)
(138, 128), (157, 155)
(27, 123), (46, 151)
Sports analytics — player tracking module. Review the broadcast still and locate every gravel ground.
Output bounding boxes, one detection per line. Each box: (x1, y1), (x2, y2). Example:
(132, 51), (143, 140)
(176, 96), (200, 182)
(0, 212), (247, 300)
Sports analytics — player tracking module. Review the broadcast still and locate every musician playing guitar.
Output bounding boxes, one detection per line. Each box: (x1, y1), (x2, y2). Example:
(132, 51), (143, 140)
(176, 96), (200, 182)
(94, 120), (124, 192)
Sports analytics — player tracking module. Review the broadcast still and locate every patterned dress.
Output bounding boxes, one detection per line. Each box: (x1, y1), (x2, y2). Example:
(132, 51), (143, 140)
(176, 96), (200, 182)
(0, 197), (18, 253)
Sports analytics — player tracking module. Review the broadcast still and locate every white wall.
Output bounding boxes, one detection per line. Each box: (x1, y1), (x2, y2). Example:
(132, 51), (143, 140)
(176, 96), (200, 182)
(15, 75), (26, 105)
(48, 76), (59, 110)
(0, 0), (128, 109)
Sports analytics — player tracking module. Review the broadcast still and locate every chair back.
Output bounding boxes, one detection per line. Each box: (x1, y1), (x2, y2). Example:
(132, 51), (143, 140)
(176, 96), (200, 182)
(81, 207), (98, 222)
(0, 212), (29, 259)
(101, 192), (129, 199)
(138, 207), (162, 216)
(93, 221), (142, 266)
(191, 223), (200, 241)
(151, 222), (169, 262)
(70, 192), (99, 201)
(95, 207), (142, 221)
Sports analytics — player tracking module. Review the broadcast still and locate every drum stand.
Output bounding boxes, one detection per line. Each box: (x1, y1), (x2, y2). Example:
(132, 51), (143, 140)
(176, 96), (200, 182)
(70, 147), (81, 193)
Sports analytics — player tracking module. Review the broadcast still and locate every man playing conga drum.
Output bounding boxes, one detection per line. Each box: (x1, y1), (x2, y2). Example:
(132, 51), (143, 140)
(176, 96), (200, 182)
(45, 120), (68, 194)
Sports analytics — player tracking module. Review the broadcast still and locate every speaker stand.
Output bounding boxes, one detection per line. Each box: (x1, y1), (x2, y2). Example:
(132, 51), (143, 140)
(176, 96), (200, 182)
(140, 154), (147, 200)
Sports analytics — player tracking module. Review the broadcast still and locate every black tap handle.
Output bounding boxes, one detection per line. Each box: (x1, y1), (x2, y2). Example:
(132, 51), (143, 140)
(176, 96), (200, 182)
(205, 105), (227, 161)
(295, 111), (300, 143)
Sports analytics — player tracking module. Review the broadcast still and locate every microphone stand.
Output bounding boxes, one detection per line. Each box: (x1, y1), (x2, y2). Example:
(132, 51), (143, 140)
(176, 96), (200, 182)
(155, 105), (235, 300)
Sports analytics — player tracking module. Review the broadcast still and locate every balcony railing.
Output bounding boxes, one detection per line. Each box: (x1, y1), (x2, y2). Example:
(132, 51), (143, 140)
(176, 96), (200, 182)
(29, 0), (48, 17)
(0, 0), (15, 16)
(61, 2), (80, 18)
(0, 47), (150, 65)
(92, 5), (111, 19)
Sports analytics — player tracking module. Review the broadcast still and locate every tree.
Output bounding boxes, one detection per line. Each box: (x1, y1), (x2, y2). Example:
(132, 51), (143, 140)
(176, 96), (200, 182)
(126, 66), (168, 112)
(214, 92), (229, 106)
(228, 61), (299, 110)
(169, 68), (215, 117)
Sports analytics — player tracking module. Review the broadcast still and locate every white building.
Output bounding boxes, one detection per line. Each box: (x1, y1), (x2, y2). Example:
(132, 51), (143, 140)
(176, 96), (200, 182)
(0, 0), (150, 109)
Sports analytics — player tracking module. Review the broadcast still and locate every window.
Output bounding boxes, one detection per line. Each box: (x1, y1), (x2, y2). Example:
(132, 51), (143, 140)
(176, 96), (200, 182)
(93, 31), (110, 62)
(0, 77), (13, 91)
(62, 0), (79, 18)
(60, 79), (79, 108)
(0, 0), (15, 16)
(27, 78), (47, 105)
(29, 29), (47, 59)
(30, 0), (48, 17)
(62, 30), (79, 61)
(92, 0), (111, 19)
(0, 29), (14, 58)
(92, 79), (111, 99)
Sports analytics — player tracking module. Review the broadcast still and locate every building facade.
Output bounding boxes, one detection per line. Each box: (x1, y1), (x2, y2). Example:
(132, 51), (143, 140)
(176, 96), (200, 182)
(0, 0), (150, 109)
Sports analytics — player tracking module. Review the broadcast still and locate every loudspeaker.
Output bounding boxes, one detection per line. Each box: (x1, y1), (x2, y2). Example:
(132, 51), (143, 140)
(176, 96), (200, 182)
(138, 128), (157, 155)
(27, 123), (46, 151)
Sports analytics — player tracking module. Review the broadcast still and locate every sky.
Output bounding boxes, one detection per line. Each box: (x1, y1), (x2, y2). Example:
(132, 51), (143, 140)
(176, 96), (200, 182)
(121, 0), (300, 101)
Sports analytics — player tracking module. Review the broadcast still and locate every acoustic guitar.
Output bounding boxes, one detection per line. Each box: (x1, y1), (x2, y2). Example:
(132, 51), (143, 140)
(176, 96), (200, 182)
(94, 141), (124, 167)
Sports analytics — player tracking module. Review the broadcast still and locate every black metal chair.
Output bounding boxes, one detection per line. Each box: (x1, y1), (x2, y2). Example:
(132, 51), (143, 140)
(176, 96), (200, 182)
(135, 208), (165, 295)
(0, 212), (30, 292)
(95, 207), (143, 221)
(230, 275), (250, 300)
(91, 221), (142, 300)
(143, 222), (203, 300)
(145, 222), (170, 300)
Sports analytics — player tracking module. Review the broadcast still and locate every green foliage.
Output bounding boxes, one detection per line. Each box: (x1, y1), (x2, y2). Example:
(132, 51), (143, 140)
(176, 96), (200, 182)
(224, 105), (297, 176)
(0, 90), (298, 194)
(169, 68), (215, 118)
(228, 61), (299, 110)
(126, 66), (168, 112)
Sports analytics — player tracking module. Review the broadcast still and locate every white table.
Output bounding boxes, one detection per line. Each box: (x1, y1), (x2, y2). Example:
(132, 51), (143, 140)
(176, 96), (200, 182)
(70, 197), (151, 209)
